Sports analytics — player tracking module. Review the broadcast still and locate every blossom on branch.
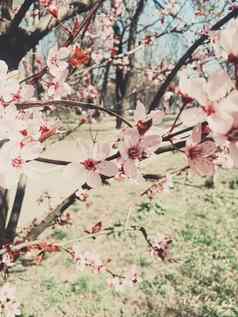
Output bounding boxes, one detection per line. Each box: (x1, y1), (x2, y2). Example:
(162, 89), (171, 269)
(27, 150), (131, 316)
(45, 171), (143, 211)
(119, 128), (161, 179)
(63, 143), (118, 188)
(184, 125), (216, 176)
(179, 69), (236, 133)
(210, 18), (238, 63)
(134, 100), (164, 135)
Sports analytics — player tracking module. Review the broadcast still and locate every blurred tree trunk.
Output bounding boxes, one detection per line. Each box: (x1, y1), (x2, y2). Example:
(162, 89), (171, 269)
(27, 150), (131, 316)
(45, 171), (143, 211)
(114, 0), (147, 129)
(0, 0), (12, 20)
(0, 0), (93, 70)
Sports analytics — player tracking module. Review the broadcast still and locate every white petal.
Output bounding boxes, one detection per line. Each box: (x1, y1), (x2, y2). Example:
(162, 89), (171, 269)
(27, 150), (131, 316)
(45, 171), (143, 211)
(97, 161), (118, 177)
(141, 134), (161, 149)
(180, 107), (205, 126)
(124, 159), (138, 178)
(63, 163), (86, 187)
(134, 101), (146, 122)
(93, 143), (111, 161)
(86, 171), (101, 188)
(206, 70), (233, 101)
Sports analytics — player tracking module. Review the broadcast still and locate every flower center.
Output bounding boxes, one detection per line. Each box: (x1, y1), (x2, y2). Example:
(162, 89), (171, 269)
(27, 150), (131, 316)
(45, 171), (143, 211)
(83, 159), (97, 171)
(128, 146), (141, 160)
(203, 104), (215, 116)
(227, 127), (238, 142)
(12, 157), (24, 168)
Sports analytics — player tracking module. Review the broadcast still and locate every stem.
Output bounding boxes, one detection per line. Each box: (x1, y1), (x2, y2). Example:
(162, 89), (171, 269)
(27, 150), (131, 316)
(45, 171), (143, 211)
(148, 7), (238, 112)
(17, 100), (133, 128)
(25, 191), (78, 241)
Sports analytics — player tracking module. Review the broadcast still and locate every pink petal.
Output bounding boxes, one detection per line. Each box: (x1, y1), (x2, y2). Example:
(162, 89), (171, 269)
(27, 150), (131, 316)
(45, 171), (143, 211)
(63, 163), (86, 187)
(200, 141), (216, 157)
(118, 142), (129, 160)
(97, 161), (118, 177)
(141, 134), (161, 149)
(217, 92), (238, 114)
(206, 70), (233, 101)
(180, 76), (208, 105)
(123, 159), (138, 178)
(86, 171), (101, 188)
(77, 143), (93, 162)
(189, 158), (215, 176)
(123, 128), (140, 148)
(191, 125), (202, 145)
(93, 143), (111, 161)
(180, 107), (205, 126)
(134, 101), (146, 122)
(207, 113), (233, 134)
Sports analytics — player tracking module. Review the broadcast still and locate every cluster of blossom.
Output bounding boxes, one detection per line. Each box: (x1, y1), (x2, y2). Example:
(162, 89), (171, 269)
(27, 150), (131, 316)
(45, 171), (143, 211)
(0, 60), (60, 187)
(0, 284), (21, 317)
(63, 101), (163, 187)
(177, 20), (238, 174)
(2, 12), (238, 190)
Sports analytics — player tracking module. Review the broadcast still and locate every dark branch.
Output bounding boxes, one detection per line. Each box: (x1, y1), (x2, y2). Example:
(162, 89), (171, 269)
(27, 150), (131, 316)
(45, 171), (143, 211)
(5, 174), (27, 243)
(148, 7), (238, 112)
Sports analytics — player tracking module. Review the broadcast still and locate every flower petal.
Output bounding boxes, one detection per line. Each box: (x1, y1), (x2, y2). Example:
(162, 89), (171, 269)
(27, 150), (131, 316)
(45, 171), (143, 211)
(134, 101), (146, 122)
(180, 107), (205, 126)
(123, 159), (138, 178)
(63, 163), (86, 187)
(86, 171), (101, 188)
(97, 161), (118, 177)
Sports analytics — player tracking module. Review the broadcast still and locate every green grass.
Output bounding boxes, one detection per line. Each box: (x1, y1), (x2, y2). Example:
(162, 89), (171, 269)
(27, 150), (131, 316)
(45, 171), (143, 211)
(9, 119), (238, 317)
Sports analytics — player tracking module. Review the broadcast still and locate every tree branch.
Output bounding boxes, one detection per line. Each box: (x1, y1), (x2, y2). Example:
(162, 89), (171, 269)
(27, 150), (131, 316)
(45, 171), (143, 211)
(148, 7), (238, 112)
(5, 174), (27, 243)
(9, 0), (34, 31)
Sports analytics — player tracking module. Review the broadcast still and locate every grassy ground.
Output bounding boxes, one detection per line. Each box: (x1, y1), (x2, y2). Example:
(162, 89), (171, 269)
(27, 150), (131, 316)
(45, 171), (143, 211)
(6, 117), (238, 317)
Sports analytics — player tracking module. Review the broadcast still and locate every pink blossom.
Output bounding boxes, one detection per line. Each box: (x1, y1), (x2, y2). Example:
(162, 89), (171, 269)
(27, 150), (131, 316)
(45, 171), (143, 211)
(47, 45), (71, 77)
(119, 128), (161, 179)
(184, 125), (216, 176)
(47, 70), (72, 99)
(63, 143), (118, 188)
(179, 70), (235, 133)
(210, 19), (238, 62)
(134, 100), (164, 134)
(14, 84), (35, 103)
(0, 140), (43, 187)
